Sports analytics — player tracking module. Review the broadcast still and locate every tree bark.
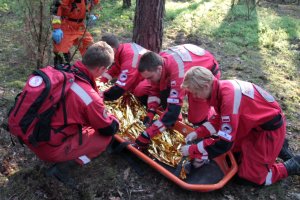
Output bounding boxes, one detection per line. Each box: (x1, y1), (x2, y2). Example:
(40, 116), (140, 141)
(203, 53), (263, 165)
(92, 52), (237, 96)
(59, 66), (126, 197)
(132, 0), (165, 53)
(123, 0), (131, 8)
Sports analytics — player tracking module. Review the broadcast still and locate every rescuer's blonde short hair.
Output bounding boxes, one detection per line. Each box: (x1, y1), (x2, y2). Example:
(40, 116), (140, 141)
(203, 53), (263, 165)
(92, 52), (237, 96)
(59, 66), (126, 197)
(181, 66), (214, 92)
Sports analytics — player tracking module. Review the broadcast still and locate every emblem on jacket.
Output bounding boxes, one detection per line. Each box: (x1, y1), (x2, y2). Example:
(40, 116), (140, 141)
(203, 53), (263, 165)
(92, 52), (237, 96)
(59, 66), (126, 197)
(119, 73), (128, 82)
(29, 76), (43, 87)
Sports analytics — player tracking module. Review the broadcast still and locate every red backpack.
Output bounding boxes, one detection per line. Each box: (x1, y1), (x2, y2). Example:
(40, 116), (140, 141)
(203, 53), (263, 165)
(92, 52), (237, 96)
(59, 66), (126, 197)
(8, 65), (76, 147)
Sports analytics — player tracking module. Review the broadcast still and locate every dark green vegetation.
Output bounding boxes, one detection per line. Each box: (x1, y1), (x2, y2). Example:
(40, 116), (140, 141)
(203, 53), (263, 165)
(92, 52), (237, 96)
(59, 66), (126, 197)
(0, 0), (299, 199)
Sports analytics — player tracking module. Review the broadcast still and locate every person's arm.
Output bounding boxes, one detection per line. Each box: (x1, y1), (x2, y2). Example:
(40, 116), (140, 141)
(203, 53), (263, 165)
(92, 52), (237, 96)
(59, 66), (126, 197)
(103, 85), (125, 101)
(86, 90), (119, 136)
(99, 63), (119, 83)
(136, 77), (185, 147)
(182, 81), (240, 160)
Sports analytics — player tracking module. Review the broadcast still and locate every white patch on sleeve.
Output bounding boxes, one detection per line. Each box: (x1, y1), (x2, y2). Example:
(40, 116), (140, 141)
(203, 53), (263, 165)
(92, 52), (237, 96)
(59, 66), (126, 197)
(221, 116), (230, 122)
(265, 170), (273, 185)
(217, 130), (232, 141)
(183, 44), (206, 56)
(169, 45), (192, 62)
(171, 80), (176, 86)
(254, 85), (275, 102)
(236, 80), (254, 99)
(78, 155), (91, 164)
(167, 98), (179, 104)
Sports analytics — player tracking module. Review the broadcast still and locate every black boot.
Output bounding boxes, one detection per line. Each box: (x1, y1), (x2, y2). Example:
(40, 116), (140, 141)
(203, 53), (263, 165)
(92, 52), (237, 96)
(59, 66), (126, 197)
(278, 139), (294, 161)
(45, 160), (79, 189)
(283, 155), (300, 176)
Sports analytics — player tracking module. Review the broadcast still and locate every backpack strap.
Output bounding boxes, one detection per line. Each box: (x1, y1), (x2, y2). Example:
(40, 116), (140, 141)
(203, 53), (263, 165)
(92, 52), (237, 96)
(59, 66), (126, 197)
(71, 67), (94, 87)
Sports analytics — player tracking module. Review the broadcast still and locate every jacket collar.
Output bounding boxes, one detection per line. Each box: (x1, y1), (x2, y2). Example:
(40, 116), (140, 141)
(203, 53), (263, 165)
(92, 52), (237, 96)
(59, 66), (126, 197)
(73, 60), (97, 90)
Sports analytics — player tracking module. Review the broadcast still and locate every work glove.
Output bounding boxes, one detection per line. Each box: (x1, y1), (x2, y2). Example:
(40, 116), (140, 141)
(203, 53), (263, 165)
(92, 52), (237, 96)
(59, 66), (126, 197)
(52, 29), (63, 44)
(180, 145), (190, 157)
(135, 131), (151, 150)
(143, 111), (156, 128)
(180, 144), (209, 167)
(87, 14), (98, 25)
(180, 144), (207, 159)
(192, 158), (208, 168)
(185, 131), (197, 144)
(89, 14), (98, 21)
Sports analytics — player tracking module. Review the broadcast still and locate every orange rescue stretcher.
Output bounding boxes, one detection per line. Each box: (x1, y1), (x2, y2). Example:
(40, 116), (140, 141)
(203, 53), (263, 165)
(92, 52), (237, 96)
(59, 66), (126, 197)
(114, 119), (238, 192)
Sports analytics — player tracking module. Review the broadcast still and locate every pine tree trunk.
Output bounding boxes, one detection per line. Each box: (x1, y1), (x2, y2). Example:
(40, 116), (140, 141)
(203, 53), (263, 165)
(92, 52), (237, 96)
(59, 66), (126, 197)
(132, 0), (165, 53)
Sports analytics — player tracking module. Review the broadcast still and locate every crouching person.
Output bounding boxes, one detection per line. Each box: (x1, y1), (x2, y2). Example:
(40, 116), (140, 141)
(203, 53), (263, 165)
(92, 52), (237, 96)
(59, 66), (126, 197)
(8, 41), (119, 186)
(180, 66), (299, 186)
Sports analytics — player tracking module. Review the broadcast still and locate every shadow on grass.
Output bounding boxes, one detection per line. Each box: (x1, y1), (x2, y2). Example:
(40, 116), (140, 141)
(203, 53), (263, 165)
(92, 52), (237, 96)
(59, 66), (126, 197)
(166, 0), (207, 21)
(211, 2), (266, 83)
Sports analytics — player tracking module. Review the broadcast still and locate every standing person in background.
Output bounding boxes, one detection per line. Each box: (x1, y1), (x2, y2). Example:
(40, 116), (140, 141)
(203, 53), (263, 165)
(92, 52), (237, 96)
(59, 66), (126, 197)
(51, 0), (100, 66)
(100, 34), (151, 105)
(180, 66), (299, 186)
(135, 44), (221, 149)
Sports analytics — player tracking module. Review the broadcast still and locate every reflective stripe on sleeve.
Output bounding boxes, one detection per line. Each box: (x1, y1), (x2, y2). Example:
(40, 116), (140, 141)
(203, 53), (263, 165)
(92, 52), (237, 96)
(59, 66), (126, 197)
(202, 122), (217, 135)
(165, 50), (185, 78)
(148, 96), (161, 104)
(196, 141), (208, 159)
(172, 53), (185, 78)
(131, 43), (147, 68)
(229, 80), (242, 114)
(102, 72), (112, 81)
(71, 82), (93, 105)
(265, 170), (273, 185)
(116, 80), (126, 86)
(78, 155), (91, 164)
(153, 120), (166, 132)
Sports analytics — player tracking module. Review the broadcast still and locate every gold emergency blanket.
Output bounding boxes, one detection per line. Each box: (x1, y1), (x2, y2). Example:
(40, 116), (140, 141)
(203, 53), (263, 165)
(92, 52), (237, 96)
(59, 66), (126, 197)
(98, 83), (185, 169)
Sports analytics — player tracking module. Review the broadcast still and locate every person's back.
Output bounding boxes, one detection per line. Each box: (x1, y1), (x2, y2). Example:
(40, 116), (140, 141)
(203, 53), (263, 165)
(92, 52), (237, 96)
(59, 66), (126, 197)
(31, 60), (118, 164)
(180, 66), (300, 186)
(100, 34), (151, 103)
(160, 44), (220, 81)
(135, 44), (221, 149)
(8, 41), (119, 185)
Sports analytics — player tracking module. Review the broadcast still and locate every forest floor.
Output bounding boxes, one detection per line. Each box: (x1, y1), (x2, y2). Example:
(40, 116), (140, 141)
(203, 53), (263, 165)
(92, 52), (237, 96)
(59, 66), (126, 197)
(0, 0), (300, 199)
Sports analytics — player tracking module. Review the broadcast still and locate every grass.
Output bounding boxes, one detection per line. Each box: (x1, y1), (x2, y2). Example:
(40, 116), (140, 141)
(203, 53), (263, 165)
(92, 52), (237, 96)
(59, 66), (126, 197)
(163, 0), (300, 124)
